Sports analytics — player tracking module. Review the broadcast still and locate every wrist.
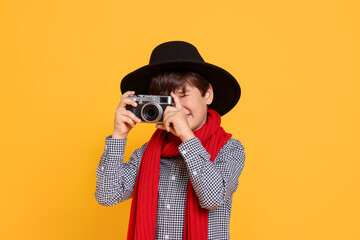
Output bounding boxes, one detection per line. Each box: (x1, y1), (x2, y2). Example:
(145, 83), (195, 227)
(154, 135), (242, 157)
(179, 131), (195, 142)
(112, 132), (128, 139)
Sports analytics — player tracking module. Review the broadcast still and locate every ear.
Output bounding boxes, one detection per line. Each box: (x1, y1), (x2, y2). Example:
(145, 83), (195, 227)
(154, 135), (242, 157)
(205, 84), (214, 105)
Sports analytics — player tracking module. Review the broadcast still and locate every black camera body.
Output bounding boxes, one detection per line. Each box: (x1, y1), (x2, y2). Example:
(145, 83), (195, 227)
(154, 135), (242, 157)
(126, 95), (174, 123)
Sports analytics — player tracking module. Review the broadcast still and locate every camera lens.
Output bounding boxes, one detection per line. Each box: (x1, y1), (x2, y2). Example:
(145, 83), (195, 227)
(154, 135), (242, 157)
(141, 103), (162, 122)
(144, 106), (158, 119)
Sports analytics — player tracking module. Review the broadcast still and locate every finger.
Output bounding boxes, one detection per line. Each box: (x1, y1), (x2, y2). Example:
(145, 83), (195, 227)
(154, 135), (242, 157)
(164, 114), (178, 133)
(162, 106), (183, 124)
(170, 92), (183, 110)
(156, 121), (169, 132)
(122, 91), (135, 98)
(120, 97), (138, 108)
(161, 117), (172, 132)
(162, 110), (177, 124)
(120, 115), (136, 128)
(121, 109), (142, 123)
(119, 91), (136, 106)
(156, 124), (166, 131)
(157, 123), (174, 135)
(163, 106), (177, 118)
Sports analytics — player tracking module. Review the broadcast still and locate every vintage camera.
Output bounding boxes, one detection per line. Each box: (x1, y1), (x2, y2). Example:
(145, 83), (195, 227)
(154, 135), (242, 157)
(126, 95), (174, 123)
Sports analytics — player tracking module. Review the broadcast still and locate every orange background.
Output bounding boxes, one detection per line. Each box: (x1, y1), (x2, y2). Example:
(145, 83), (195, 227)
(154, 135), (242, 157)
(1, 0), (359, 239)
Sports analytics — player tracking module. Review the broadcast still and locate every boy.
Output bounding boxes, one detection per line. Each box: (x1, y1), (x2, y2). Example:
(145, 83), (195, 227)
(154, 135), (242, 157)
(95, 41), (246, 240)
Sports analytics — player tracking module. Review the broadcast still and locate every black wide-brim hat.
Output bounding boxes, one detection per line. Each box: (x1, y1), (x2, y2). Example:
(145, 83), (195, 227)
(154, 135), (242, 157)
(120, 41), (241, 116)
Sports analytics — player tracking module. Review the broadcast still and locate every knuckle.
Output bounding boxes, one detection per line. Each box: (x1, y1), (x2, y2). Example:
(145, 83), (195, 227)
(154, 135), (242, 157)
(131, 113), (138, 120)
(121, 115), (129, 121)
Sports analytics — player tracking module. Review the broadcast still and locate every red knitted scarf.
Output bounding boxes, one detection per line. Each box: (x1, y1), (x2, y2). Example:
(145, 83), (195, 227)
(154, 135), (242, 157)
(127, 108), (232, 240)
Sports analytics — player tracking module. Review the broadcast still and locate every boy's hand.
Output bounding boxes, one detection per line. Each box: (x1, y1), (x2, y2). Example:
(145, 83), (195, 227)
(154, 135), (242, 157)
(112, 91), (142, 139)
(156, 92), (195, 142)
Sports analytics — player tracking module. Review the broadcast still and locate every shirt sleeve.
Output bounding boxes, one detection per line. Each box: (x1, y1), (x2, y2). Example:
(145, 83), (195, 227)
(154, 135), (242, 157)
(178, 137), (246, 210)
(94, 135), (147, 206)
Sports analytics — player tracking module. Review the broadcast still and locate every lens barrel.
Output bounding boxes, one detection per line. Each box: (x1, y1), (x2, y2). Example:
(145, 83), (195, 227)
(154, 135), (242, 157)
(141, 102), (162, 122)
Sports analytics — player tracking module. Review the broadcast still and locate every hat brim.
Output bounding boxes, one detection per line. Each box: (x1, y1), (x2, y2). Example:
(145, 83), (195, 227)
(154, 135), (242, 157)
(120, 60), (241, 116)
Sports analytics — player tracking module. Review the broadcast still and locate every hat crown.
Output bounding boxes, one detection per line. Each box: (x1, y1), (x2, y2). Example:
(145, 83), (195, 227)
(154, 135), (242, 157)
(149, 41), (204, 64)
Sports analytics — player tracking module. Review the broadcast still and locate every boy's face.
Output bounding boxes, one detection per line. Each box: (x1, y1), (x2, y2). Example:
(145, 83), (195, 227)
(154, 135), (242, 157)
(172, 83), (213, 132)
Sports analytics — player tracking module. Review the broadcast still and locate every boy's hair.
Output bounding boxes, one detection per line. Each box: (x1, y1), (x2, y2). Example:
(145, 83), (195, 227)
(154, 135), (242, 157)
(147, 71), (210, 96)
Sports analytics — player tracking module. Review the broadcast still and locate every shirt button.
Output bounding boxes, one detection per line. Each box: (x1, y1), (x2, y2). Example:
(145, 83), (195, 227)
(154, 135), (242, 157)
(104, 144), (108, 150)
(171, 175), (175, 181)
(164, 235), (169, 239)
(101, 166), (104, 171)
(193, 171), (197, 176)
(181, 150), (187, 155)
(166, 204), (170, 210)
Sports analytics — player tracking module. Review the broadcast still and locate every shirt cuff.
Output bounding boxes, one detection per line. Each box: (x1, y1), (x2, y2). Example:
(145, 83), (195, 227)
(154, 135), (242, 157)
(178, 137), (211, 173)
(105, 135), (127, 155)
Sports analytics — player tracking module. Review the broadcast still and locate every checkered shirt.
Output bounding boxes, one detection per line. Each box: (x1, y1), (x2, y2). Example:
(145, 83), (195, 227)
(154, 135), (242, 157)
(95, 135), (245, 240)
